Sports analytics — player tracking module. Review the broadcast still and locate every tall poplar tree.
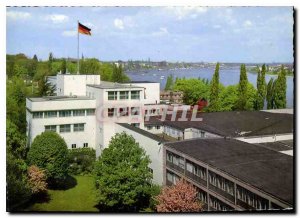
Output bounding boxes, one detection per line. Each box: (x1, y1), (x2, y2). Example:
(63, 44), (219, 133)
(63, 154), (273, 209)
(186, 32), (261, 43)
(256, 64), (267, 110)
(236, 64), (248, 110)
(208, 63), (220, 112)
(165, 74), (174, 91)
(274, 65), (287, 109)
(266, 78), (275, 109)
(61, 59), (67, 74)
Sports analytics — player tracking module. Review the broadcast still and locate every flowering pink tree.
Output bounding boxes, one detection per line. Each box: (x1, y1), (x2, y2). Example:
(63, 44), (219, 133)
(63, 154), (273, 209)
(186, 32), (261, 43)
(156, 179), (203, 212)
(27, 165), (47, 194)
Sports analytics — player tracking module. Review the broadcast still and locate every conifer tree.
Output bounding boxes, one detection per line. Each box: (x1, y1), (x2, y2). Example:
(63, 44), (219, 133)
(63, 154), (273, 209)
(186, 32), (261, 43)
(61, 59), (67, 74)
(256, 64), (266, 110)
(274, 65), (287, 109)
(165, 74), (174, 91)
(208, 63), (220, 112)
(236, 64), (248, 110)
(266, 78), (275, 109)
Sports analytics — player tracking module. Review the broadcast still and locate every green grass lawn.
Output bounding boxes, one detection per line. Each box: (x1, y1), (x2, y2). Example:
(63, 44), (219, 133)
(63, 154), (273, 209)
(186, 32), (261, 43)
(26, 175), (98, 212)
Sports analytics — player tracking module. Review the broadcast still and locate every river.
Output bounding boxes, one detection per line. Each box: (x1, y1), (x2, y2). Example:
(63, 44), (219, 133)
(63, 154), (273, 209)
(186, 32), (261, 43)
(126, 67), (294, 108)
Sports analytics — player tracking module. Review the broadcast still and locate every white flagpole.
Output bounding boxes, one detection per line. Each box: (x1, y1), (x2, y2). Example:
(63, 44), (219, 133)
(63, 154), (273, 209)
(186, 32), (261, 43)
(77, 20), (79, 74)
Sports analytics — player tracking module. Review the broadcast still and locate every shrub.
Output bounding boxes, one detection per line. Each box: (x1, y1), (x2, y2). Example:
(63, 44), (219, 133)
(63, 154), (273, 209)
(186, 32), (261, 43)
(27, 131), (69, 186)
(68, 148), (96, 175)
(27, 165), (47, 194)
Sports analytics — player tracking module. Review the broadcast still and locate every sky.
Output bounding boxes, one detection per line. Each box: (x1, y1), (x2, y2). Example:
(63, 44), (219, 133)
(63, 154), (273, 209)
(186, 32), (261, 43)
(6, 6), (294, 63)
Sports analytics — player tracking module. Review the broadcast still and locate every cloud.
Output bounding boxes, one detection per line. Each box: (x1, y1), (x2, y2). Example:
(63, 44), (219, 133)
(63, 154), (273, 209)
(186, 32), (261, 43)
(152, 27), (169, 36)
(45, 14), (69, 23)
(243, 20), (253, 27)
(7, 11), (31, 20)
(165, 6), (208, 20)
(114, 18), (124, 30)
(213, 25), (221, 29)
(62, 30), (77, 37)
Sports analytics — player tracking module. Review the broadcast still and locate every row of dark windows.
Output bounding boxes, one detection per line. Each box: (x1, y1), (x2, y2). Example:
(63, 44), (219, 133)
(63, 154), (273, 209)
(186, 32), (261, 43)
(108, 91), (140, 100)
(33, 109), (95, 119)
(107, 107), (140, 117)
(71, 142), (88, 149)
(45, 123), (85, 133)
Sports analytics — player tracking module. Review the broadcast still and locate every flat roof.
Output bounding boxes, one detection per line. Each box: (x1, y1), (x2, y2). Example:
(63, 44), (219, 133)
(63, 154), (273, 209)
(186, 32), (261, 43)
(121, 81), (159, 84)
(166, 138), (293, 205)
(146, 110), (293, 137)
(254, 140), (293, 152)
(87, 81), (143, 89)
(117, 123), (168, 143)
(27, 96), (94, 102)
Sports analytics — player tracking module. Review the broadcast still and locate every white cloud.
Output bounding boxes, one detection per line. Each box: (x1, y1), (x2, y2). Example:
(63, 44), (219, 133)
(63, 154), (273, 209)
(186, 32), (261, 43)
(7, 11), (31, 20)
(114, 18), (124, 30)
(62, 30), (77, 37)
(46, 14), (69, 23)
(243, 20), (253, 27)
(213, 25), (221, 29)
(152, 27), (169, 36)
(165, 6), (208, 20)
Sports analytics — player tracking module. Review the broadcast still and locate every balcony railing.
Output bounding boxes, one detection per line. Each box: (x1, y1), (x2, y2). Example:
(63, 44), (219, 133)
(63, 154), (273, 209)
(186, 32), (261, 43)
(208, 184), (235, 203)
(186, 171), (207, 187)
(166, 161), (184, 173)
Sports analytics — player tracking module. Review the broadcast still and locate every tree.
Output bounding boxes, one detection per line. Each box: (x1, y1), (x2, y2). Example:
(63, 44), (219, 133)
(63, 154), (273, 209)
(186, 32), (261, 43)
(274, 65), (287, 109)
(256, 65), (266, 110)
(208, 63), (220, 112)
(111, 64), (130, 82)
(219, 85), (239, 111)
(48, 52), (53, 74)
(27, 131), (69, 186)
(165, 75), (174, 91)
(80, 58), (101, 74)
(38, 76), (55, 96)
(28, 165), (47, 194)
(94, 132), (153, 212)
(61, 59), (67, 74)
(33, 54), (38, 61)
(156, 179), (202, 212)
(236, 64), (248, 110)
(266, 78), (275, 109)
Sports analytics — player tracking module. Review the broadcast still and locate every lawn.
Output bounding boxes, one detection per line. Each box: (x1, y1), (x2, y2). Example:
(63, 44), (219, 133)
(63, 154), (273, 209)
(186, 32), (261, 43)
(26, 175), (99, 212)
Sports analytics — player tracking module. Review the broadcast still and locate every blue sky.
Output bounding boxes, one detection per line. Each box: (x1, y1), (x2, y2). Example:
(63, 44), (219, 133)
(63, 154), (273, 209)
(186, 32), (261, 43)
(6, 6), (293, 63)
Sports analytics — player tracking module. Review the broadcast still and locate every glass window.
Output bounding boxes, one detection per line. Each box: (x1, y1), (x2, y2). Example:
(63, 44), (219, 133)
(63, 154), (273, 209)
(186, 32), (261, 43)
(119, 107), (129, 116)
(83, 143), (88, 148)
(45, 125), (56, 132)
(108, 108), (115, 117)
(73, 110), (85, 116)
(72, 144), (76, 149)
(131, 107), (140, 115)
(86, 109), (95, 116)
(201, 131), (205, 138)
(156, 125), (161, 129)
(108, 91), (118, 100)
(131, 91), (140, 99)
(60, 124), (71, 133)
(74, 123), (84, 132)
(33, 112), (43, 119)
(120, 91), (129, 100)
(59, 110), (72, 117)
(44, 111), (57, 118)
(147, 125), (153, 130)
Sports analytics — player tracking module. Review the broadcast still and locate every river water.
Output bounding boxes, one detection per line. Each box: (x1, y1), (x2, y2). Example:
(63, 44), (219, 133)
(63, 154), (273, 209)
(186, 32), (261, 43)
(126, 67), (294, 108)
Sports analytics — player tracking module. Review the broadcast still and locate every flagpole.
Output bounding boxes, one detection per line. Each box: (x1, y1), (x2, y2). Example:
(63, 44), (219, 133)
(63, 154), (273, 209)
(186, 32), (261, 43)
(77, 20), (79, 75)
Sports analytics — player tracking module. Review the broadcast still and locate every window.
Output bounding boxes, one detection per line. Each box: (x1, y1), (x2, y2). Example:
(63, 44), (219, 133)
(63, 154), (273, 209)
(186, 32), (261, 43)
(73, 110), (85, 116)
(151, 109), (156, 114)
(147, 125), (153, 130)
(131, 123), (140, 128)
(45, 125), (56, 132)
(108, 108), (115, 117)
(131, 91), (140, 99)
(166, 170), (180, 185)
(131, 107), (140, 115)
(83, 143), (88, 148)
(156, 125), (161, 130)
(74, 123), (84, 132)
(86, 109), (95, 116)
(120, 91), (129, 100)
(44, 111), (57, 118)
(59, 110), (72, 117)
(72, 144), (76, 149)
(200, 131), (205, 138)
(60, 124), (71, 133)
(108, 91), (118, 100)
(119, 107), (129, 116)
(33, 112), (43, 119)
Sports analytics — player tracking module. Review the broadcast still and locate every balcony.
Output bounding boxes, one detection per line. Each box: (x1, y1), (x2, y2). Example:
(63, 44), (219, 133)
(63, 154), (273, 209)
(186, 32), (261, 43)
(166, 161), (184, 174)
(208, 184), (235, 203)
(186, 171), (207, 187)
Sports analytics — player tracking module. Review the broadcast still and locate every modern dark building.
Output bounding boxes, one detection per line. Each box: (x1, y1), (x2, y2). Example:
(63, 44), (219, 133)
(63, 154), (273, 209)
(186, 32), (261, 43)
(164, 138), (293, 211)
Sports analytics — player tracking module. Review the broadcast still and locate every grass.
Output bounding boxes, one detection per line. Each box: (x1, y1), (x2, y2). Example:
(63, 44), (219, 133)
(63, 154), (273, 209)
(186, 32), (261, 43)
(26, 175), (98, 212)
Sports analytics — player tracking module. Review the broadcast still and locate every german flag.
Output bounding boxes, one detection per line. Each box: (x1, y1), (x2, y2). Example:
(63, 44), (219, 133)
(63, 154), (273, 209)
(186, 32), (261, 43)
(78, 22), (91, 35)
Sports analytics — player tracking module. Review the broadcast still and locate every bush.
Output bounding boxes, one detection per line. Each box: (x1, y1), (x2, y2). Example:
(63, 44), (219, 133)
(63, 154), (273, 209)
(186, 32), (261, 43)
(68, 148), (96, 175)
(27, 131), (69, 186)
(28, 165), (47, 194)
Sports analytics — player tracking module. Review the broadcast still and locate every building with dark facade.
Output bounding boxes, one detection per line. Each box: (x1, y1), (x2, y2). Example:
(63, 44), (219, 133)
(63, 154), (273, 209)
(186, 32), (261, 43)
(164, 138), (293, 211)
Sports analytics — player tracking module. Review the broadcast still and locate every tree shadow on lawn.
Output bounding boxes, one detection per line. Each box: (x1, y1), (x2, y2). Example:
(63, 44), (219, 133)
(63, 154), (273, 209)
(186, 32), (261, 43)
(48, 175), (77, 190)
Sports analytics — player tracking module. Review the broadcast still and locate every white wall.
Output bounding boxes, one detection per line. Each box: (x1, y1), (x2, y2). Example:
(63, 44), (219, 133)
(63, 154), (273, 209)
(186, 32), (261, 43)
(184, 128), (221, 140)
(163, 126), (184, 140)
(123, 82), (160, 104)
(236, 134), (293, 144)
(115, 124), (164, 185)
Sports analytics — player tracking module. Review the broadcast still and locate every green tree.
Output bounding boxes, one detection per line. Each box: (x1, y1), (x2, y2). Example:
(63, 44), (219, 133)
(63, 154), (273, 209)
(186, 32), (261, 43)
(27, 131), (69, 186)
(165, 75), (174, 91)
(48, 52), (53, 74)
(80, 58), (101, 74)
(94, 132), (153, 212)
(219, 85), (239, 111)
(236, 64), (248, 110)
(208, 63), (220, 112)
(33, 54), (38, 61)
(274, 65), (287, 109)
(111, 64), (130, 82)
(256, 64), (266, 110)
(38, 76), (55, 96)
(266, 78), (275, 109)
(61, 59), (67, 74)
